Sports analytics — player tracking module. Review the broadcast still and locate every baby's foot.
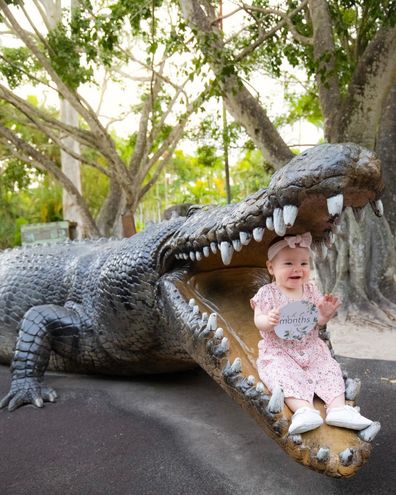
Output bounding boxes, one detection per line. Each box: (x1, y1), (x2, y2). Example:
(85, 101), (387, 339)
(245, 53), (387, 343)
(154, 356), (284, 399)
(288, 407), (323, 435)
(325, 405), (372, 430)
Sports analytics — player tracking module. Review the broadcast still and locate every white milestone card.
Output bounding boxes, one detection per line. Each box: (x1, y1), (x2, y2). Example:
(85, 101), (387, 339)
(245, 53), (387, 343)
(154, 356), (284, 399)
(274, 300), (318, 340)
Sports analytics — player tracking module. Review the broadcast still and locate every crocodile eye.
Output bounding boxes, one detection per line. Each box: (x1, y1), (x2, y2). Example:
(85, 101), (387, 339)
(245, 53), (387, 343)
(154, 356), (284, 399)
(187, 205), (203, 217)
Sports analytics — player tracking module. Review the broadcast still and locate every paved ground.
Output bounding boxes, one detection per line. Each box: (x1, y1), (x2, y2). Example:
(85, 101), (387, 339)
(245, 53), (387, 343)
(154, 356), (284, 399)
(0, 357), (394, 495)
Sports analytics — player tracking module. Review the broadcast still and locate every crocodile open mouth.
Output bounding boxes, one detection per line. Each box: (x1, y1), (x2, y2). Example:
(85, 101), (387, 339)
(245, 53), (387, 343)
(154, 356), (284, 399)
(162, 143), (383, 374)
(160, 143), (383, 477)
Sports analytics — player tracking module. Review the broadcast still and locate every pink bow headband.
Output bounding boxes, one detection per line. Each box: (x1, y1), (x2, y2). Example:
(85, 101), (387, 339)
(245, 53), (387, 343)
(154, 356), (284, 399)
(267, 232), (312, 261)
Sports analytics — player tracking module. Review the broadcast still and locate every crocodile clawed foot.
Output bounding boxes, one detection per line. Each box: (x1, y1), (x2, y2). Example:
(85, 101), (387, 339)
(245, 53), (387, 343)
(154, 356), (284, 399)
(0, 377), (57, 412)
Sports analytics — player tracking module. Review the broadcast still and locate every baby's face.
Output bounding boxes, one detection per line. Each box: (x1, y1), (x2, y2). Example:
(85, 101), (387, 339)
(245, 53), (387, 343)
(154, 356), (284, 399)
(266, 247), (311, 290)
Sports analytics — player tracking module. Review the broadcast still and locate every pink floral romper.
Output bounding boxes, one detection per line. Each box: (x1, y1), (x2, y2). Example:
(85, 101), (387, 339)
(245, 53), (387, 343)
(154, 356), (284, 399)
(251, 282), (345, 405)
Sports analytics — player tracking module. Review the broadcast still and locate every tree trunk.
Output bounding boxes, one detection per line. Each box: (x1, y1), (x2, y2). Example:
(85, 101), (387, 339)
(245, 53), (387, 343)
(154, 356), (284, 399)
(96, 179), (122, 237)
(42, 0), (88, 238)
(315, 81), (396, 324)
(110, 192), (137, 238)
(318, 207), (396, 323)
(60, 98), (86, 238)
(377, 84), (396, 238)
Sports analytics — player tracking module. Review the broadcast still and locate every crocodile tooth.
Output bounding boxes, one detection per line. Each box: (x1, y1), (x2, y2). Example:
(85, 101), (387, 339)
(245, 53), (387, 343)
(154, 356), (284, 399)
(220, 241), (233, 265)
(207, 313), (217, 331)
(195, 251), (203, 261)
(253, 227), (264, 242)
(175, 254), (180, 259)
(244, 386), (260, 400)
(220, 337), (229, 351)
(214, 327), (224, 340)
(339, 448), (354, 466)
(239, 232), (251, 245)
(247, 375), (255, 386)
(213, 337), (229, 357)
(193, 305), (200, 315)
(210, 242), (218, 254)
(290, 434), (302, 445)
(231, 357), (242, 374)
(183, 253), (189, 260)
(358, 421), (381, 442)
(345, 377), (361, 400)
(273, 208), (286, 236)
(203, 246), (210, 257)
(370, 199), (384, 217)
(189, 251), (196, 261)
(232, 239), (242, 252)
(189, 298), (196, 307)
(266, 216), (274, 231)
(256, 382), (265, 393)
(223, 358), (242, 384)
(316, 448), (330, 462)
(267, 386), (284, 414)
(353, 206), (365, 223)
(327, 194), (344, 217)
(283, 205), (298, 227)
(201, 312), (208, 322)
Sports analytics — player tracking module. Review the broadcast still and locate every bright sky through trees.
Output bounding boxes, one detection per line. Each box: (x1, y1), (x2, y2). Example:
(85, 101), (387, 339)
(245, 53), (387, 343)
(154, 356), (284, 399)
(0, 0), (322, 153)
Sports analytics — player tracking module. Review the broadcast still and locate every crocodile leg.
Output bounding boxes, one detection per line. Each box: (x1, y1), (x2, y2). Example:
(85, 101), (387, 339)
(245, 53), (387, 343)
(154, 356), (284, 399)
(0, 303), (85, 411)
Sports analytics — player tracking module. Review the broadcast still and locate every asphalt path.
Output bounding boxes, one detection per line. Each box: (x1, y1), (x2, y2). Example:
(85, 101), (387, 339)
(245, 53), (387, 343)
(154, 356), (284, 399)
(0, 356), (394, 495)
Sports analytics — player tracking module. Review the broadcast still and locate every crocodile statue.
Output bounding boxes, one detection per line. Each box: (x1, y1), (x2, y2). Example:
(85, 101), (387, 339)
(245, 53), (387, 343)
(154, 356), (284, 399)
(0, 143), (384, 478)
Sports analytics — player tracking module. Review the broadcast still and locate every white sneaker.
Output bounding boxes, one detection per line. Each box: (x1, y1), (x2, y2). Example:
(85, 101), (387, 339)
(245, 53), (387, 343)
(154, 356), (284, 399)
(288, 407), (324, 435)
(325, 405), (372, 430)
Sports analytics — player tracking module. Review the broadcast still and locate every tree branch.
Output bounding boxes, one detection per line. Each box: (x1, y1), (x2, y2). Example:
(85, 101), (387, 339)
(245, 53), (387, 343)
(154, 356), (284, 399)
(235, 0), (312, 62)
(0, 0), (126, 176)
(179, 0), (293, 168)
(0, 84), (100, 150)
(307, 0), (343, 141)
(128, 60), (165, 173)
(339, 25), (396, 147)
(137, 139), (178, 203)
(0, 122), (99, 235)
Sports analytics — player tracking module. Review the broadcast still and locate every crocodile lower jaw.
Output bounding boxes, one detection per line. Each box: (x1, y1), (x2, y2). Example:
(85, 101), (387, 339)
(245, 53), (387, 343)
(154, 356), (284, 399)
(161, 266), (378, 478)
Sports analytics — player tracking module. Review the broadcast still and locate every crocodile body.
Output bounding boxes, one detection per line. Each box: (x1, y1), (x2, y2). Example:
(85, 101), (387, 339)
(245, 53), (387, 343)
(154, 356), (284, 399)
(0, 143), (384, 477)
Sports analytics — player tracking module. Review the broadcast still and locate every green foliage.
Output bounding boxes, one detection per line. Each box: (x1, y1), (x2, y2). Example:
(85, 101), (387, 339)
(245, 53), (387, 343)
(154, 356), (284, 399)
(231, 149), (272, 199)
(0, 47), (41, 88)
(64, 0), (164, 71)
(0, 177), (62, 249)
(227, 0), (395, 96)
(137, 146), (272, 227)
(275, 87), (323, 128)
(47, 23), (94, 90)
(1, 159), (40, 191)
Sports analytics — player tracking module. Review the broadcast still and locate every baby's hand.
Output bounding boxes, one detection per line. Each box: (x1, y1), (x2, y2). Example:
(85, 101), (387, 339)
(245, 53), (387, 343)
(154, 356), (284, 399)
(318, 294), (341, 321)
(267, 308), (280, 328)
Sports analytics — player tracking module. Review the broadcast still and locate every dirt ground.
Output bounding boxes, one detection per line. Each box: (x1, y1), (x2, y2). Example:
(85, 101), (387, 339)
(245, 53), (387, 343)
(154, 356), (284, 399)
(328, 318), (396, 361)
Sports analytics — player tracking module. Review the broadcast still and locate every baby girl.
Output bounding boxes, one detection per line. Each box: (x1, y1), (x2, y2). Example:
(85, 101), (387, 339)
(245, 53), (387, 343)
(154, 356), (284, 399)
(251, 232), (373, 435)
